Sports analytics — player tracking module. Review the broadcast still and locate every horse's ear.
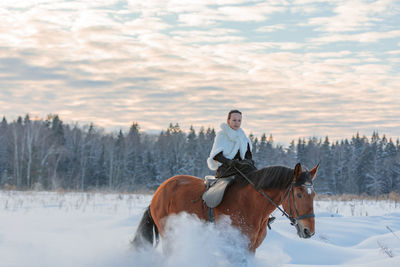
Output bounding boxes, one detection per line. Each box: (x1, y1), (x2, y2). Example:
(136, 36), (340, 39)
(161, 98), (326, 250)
(310, 163), (319, 180)
(294, 163), (302, 181)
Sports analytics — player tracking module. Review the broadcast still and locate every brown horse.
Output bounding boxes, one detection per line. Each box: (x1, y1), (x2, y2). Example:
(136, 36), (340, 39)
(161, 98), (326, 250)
(132, 163), (319, 252)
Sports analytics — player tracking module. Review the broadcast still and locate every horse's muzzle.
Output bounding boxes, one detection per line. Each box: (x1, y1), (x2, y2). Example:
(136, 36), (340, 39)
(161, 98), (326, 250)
(302, 227), (314, 239)
(295, 223), (315, 239)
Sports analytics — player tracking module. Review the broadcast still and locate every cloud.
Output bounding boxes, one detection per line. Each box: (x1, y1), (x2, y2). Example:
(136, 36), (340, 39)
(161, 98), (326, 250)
(310, 30), (400, 44)
(256, 24), (286, 32)
(174, 1), (286, 26)
(0, 0), (399, 144)
(0, 57), (69, 81)
(307, 0), (396, 32)
(171, 28), (244, 44)
(66, 79), (113, 88)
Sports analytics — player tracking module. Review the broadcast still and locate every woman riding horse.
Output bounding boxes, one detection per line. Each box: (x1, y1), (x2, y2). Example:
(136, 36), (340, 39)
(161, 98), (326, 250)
(207, 110), (274, 224)
(132, 161), (319, 253)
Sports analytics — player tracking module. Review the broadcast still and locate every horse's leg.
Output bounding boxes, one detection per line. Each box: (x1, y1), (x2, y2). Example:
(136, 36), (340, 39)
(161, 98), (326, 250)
(215, 185), (280, 252)
(250, 216), (269, 251)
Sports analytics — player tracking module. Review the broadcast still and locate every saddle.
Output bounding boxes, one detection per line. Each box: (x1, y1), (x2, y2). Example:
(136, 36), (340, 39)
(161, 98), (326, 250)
(202, 171), (276, 228)
(202, 176), (234, 208)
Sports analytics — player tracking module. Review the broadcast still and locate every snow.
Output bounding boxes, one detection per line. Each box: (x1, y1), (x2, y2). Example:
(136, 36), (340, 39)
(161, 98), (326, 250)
(0, 191), (399, 267)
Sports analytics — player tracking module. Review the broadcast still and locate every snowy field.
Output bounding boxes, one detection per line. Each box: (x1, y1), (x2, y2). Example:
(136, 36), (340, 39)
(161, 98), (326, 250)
(0, 191), (399, 267)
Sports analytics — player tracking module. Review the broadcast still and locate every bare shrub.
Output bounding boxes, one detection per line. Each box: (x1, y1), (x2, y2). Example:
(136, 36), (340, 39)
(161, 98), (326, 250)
(3, 183), (16, 190)
(316, 193), (400, 202)
(388, 192), (400, 202)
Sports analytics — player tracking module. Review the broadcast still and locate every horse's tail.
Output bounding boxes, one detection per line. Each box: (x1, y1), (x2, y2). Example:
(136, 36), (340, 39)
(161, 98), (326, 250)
(131, 205), (160, 249)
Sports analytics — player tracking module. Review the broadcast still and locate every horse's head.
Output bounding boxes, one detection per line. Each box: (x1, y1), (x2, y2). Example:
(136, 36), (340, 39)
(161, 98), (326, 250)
(282, 163), (319, 239)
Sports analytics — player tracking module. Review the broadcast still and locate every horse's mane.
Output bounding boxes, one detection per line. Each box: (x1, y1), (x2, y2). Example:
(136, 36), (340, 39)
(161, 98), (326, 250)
(235, 165), (294, 189)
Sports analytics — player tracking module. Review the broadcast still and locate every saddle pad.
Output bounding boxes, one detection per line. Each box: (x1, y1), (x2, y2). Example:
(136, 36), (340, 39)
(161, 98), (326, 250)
(202, 177), (234, 208)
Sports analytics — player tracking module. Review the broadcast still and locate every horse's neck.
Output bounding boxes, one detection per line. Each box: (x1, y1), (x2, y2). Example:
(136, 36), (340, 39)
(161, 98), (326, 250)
(237, 185), (285, 216)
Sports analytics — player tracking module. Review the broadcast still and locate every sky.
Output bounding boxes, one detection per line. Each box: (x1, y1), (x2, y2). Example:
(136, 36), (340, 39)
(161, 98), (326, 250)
(0, 0), (399, 145)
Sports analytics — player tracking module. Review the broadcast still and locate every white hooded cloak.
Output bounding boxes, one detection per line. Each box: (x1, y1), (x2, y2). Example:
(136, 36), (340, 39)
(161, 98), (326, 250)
(207, 123), (252, 170)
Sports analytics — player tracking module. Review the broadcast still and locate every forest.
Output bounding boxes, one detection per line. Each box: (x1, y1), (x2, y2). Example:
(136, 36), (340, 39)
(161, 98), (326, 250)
(0, 114), (399, 195)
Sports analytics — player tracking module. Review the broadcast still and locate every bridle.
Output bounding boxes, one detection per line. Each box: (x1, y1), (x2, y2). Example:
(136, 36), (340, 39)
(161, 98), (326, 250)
(281, 181), (315, 221)
(233, 166), (315, 227)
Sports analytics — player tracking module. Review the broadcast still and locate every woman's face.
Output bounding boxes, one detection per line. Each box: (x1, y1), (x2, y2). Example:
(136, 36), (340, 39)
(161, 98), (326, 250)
(227, 113), (242, 130)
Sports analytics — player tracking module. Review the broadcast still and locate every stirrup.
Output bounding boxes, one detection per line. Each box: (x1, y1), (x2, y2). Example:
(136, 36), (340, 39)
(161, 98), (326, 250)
(267, 216), (276, 230)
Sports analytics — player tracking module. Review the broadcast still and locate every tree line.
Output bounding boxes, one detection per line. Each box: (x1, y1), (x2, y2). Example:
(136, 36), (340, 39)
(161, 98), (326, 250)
(0, 114), (399, 195)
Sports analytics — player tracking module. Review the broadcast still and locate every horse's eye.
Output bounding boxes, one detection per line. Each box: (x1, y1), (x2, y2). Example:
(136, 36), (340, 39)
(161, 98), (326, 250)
(297, 193), (302, 198)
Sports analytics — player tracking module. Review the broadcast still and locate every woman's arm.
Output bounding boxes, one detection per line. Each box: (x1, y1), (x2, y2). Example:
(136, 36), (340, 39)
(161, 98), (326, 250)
(213, 151), (231, 165)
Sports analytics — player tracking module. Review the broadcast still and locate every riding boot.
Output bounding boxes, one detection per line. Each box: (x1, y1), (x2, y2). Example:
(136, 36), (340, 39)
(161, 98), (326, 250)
(267, 216), (276, 229)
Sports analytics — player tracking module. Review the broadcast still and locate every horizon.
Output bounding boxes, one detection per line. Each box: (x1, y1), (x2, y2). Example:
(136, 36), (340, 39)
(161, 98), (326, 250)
(2, 113), (398, 147)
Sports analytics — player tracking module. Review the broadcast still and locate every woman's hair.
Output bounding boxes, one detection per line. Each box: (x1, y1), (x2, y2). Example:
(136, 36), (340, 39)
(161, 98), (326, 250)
(228, 109), (242, 120)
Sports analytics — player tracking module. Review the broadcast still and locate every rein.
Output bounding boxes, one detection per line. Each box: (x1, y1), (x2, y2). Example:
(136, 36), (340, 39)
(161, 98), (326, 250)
(234, 166), (315, 226)
(233, 166), (297, 225)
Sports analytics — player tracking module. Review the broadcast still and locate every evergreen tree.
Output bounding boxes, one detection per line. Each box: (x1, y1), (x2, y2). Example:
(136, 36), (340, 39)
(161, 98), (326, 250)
(114, 130), (126, 189)
(94, 144), (108, 188)
(338, 139), (354, 194)
(361, 144), (379, 195)
(284, 140), (297, 167)
(315, 136), (333, 194)
(382, 138), (397, 194)
(50, 114), (66, 146)
(154, 130), (170, 183)
(185, 126), (198, 176)
(296, 138), (306, 165)
(352, 133), (367, 194)
(168, 123), (187, 175)
(203, 127), (216, 176)
(125, 122), (142, 189)
(196, 127), (209, 177)
(255, 134), (268, 167)
(11, 116), (23, 187)
(0, 117), (9, 185)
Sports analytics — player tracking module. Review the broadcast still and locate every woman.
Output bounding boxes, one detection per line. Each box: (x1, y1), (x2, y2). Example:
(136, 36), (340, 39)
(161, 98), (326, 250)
(207, 110), (256, 178)
(207, 110), (275, 226)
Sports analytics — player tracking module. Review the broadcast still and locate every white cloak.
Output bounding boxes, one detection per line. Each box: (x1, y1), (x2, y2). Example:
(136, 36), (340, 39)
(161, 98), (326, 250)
(207, 123), (252, 170)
